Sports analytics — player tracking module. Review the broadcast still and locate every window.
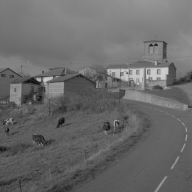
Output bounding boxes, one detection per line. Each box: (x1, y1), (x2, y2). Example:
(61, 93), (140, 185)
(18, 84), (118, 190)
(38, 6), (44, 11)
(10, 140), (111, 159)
(112, 72), (115, 77)
(1, 74), (6, 77)
(148, 77), (153, 80)
(149, 44), (153, 54)
(136, 70), (140, 75)
(147, 69), (151, 75)
(14, 88), (17, 92)
(120, 72), (124, 76)
(129, 70), (132, 75)
(157, 69), (161, 74)
(10, 75), (14, 78)
(154, 44), (158, 54)
(156, 77), (161, 80)
(31, 86), (34, 92)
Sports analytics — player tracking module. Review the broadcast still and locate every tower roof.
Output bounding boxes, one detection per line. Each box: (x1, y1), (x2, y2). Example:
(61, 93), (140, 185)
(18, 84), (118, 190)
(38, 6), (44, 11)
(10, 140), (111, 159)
(143, 40), (167, 45)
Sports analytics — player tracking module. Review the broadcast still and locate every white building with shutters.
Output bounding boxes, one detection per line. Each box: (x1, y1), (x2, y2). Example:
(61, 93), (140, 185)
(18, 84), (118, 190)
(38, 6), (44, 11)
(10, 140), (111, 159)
(107, 40), (176, 87)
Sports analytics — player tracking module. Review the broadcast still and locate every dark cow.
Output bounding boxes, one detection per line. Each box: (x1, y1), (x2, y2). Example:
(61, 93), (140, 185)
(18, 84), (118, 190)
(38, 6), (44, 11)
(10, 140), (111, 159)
(32, 134), (46, 146)
(3, 118), (16, 126)
(103, 121), (111, 135)
(113, 120), (120, 133)
(4, 127), (9, 136)
(56, 117), (65, 128)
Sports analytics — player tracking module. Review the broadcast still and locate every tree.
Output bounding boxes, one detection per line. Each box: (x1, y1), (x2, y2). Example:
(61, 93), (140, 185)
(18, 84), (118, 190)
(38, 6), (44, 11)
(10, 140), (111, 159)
(80, 65), (107, 82)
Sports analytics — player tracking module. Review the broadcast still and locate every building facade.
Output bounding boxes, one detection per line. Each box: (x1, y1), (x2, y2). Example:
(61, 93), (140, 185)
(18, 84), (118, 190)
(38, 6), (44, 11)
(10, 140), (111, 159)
(10, 77), (40, 105)
(107, 40), (176, 87)
(0, 68), (22, 100)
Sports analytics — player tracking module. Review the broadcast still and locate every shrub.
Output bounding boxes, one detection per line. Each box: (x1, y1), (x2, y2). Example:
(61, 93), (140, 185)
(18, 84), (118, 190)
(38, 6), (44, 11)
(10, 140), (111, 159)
(49, 88), (118, 115)
(152, 85), (163, 90)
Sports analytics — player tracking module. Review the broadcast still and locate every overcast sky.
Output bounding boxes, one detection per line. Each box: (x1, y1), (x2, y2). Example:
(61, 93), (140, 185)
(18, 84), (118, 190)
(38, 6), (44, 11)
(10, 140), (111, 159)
(0, 0), (192, 76)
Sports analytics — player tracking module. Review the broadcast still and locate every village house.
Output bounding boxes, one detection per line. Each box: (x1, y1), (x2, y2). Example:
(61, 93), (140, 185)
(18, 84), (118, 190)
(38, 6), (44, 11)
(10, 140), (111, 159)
(10, 77), (40, 105)
(0, 68), (22, 100)
(107, 40), (176, 88)
(33, 67), (77, 98)
(46, 73), (95, 98)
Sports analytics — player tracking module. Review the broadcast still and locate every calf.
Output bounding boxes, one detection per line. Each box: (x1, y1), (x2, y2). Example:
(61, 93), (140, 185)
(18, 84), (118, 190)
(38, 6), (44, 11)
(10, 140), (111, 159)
(32, 134), (46, 146)
(3, 118), (16, 126)
(113, 120), (120, 133)
(56, 117), (65, 128)
(103, 121), (111, 135)
(4, 127), (9, 136)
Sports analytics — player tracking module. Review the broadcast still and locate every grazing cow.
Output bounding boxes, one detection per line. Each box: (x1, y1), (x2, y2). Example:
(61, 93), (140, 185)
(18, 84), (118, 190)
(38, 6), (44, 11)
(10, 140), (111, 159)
(103, 121), (111, 135)
(3, 118), (16, 126)
(32, 134), (46, 146)
(4, 127), (9, 136)
(56, 117), (65, 128)
(113, 120), (120, 133)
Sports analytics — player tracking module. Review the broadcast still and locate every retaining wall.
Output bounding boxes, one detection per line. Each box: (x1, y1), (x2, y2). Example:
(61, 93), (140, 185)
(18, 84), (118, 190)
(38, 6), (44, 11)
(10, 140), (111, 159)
(123, 90), (188, 110)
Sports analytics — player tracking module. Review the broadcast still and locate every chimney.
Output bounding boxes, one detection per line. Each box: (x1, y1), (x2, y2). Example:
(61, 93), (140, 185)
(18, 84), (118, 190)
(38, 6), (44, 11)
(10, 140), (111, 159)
(155, 61), (158, 66)
(42, 71), (44, 73)
(64, 68), (67, 74)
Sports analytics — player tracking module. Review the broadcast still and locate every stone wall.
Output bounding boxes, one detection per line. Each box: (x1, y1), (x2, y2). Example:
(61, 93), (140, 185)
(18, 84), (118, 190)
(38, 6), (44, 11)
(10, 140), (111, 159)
(123, 90), (188, 110)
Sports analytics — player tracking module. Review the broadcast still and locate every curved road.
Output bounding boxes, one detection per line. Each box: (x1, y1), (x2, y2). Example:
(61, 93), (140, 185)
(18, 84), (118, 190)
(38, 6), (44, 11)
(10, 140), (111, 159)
(72, 101), (192, 192)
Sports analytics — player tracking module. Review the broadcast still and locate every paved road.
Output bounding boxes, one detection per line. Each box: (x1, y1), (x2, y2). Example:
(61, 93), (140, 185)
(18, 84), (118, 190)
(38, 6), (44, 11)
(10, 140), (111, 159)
(72, 101), (192, 192)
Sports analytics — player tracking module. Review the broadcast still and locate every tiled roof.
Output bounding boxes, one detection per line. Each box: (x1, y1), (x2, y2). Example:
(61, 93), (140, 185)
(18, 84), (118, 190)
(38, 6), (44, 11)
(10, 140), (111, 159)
(143, 40), (167, 44)
(33, 68), (77, 78)
(0, 68), (22, 77)
(11, 77), (40, 84)
(47, 73), (95, 84)
(0, 68), (6, 73)
(107, 61), (173, 69)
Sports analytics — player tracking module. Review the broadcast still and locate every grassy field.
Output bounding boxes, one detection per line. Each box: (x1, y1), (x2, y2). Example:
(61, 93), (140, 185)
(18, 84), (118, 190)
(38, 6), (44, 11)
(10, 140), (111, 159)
(144, 87), (190, 105)
(0, 89), (151, 192)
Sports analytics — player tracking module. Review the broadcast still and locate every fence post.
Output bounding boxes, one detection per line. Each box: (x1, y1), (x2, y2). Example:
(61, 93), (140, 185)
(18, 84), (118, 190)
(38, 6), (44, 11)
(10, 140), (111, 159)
(84, 150), (87, 160)
(95, 144), (98, 152)
(49, 168), (51, 180)
(19, 179), (22, 192)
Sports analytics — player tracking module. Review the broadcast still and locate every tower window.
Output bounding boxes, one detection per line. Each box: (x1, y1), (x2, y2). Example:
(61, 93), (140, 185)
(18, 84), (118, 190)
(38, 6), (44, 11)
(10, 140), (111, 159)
(149, 44), (153, 54)
(154, 44), (158, 54)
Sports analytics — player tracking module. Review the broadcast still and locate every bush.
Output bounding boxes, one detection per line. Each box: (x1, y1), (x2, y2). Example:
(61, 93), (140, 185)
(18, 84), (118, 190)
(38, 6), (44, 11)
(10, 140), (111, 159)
(152, 85), (163, 90)
(49, 88), (118, 115)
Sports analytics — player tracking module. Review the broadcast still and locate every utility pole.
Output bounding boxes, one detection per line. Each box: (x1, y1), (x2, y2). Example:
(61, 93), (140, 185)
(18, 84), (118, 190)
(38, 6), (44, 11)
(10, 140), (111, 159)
(119, 67), (121, 105)
(127, 60), (129, 87)
(21, 65), (23, 76)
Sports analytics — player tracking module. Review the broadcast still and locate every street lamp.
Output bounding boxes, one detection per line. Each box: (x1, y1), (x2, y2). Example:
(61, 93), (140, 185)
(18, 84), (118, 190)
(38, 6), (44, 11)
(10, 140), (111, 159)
(119, 68), (129, 104)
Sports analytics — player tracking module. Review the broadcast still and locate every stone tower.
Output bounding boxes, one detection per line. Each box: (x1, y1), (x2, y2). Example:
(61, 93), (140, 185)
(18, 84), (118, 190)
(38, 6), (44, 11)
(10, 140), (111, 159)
(142, 40), (167, 63)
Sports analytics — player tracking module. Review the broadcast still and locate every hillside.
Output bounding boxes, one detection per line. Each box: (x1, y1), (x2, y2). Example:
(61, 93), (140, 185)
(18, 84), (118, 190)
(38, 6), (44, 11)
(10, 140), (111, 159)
(0, 89), (151, 192)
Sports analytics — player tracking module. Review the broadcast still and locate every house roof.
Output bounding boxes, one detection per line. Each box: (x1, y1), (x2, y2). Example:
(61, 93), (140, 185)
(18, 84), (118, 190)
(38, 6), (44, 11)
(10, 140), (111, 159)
(47, 73), (95, 84)
(11, 77), (40, 85)
(33, 68), (77, 78)
(0, 68), (22, 77)
(107, 61), (174, 69)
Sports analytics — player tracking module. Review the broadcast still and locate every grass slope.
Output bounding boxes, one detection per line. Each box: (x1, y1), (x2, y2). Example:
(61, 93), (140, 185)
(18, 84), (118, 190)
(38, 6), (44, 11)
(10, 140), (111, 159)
(144, 87), (190, 105)
(0, 90), (152, 192)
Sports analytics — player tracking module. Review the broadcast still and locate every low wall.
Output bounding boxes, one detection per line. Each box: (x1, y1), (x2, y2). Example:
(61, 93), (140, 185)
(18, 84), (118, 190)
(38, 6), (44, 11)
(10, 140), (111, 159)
(123, 90), (188, 110)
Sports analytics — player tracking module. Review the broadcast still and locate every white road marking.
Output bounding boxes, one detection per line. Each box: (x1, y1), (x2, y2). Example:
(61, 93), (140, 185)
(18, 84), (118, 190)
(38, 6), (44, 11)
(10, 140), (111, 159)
(159, 110), (163, 112)
(171, 115), (176, 118)
(171, 156), (180, 170)
(180, 143), (186, 153)
(154, 176), (168, 192)
(177, 118), (181, 122)
(185, 127), (188, 133)
(182, 122), (185, 126)
(165, 112), (170, 115)
(185, 134), (188, 141)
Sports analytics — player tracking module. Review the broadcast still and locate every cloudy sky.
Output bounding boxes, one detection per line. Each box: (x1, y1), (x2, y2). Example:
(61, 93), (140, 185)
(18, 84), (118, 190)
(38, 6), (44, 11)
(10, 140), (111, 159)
(0, 0), (192, 76)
